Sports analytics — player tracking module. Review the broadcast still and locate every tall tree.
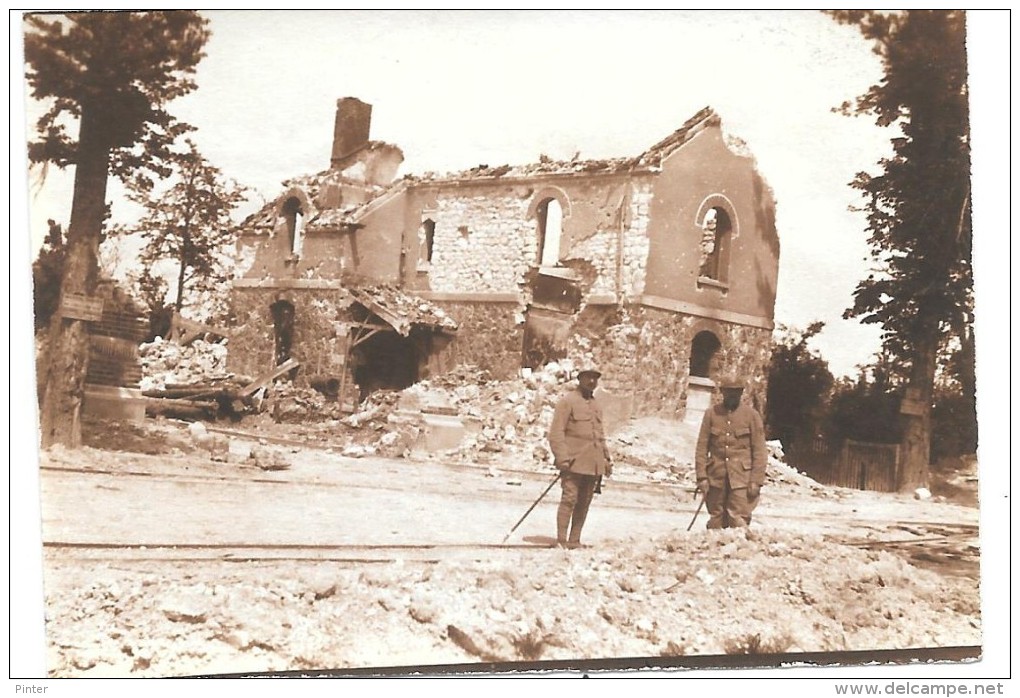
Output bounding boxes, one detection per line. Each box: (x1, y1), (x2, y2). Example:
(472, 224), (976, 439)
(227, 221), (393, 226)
(828, 10), (972, 491)
(25, 11), (210, 447)
(118, 139), (248, 317)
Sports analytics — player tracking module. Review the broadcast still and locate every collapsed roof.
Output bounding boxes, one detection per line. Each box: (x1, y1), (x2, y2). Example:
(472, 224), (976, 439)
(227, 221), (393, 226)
(239, 106), (722, 232)
(349, 286), (458, 336)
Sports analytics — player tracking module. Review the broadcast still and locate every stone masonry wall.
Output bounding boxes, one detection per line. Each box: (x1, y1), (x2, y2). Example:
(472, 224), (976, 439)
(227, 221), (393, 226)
(228, 287), (355, 382)
(624, 183), (653, 298)
(229, 289), (528, 386)
(425, 179), (653, 301)
(563, 185), (651, 300)
(431, 301), (524, 381)
(429, 190), (535, 294)
(563, 230), (617, 297)
(626, 306), (772, 419)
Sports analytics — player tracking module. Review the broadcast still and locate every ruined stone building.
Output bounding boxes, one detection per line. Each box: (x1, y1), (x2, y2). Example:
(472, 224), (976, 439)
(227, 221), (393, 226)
(229, 98), (779, 425)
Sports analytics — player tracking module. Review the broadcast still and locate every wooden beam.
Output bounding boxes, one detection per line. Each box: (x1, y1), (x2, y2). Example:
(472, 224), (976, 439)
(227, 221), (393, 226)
(350, 328), (384, 348)
(234, 358), (300, 398)
(169, 312), (231, 345)
(144, 397), (217, 419)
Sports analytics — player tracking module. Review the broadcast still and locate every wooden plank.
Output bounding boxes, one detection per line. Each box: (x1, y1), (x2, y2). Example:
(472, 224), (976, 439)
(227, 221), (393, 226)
(351, 291), (411, 336)
(234, 358), (300, 398)
(59, 293), (104, 322)
(144, 396), (217, 409)
(142, 388), (225, 400)
(169, 312), (231, 344)
(350, 328), (384, 348)
(144, 397), (217, 419)
(336, 335), (351, 416)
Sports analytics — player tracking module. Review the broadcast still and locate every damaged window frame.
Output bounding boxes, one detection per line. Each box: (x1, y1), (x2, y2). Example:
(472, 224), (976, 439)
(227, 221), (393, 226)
(697, 203), (735, 290)
(536, 197), (564, 268)
(531, 187), (570, 271)
(417, 216), (436, 273)
(282, 196), (305, 265)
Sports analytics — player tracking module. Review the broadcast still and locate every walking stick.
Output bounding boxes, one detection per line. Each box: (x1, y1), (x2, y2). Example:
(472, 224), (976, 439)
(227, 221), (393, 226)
(502, 471), (562, 544)
(687, 489), (706, 531)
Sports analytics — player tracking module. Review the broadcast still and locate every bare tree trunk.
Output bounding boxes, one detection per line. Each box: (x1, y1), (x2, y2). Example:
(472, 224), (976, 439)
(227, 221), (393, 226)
(898, 336), (937, 492)
(175, 248), (187, 313)
(38, 112), (110, 449)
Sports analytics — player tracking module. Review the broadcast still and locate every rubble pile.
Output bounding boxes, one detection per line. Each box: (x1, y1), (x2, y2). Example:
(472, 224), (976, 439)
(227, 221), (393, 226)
(139, 338), (231, 391)
(608, 418), (698, 485)
(269, 382), (347, 423)
(323, 362), (569, 461)
(130, 334), (825, 494)
(379, 360), (583, 464)
(43, 527), (981, 677)
(764, 441), (830, 493)
(328, 362), (826, 495)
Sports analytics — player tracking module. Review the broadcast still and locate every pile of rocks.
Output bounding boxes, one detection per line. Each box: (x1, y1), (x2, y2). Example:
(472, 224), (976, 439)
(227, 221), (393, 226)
(269, 382), (346, 423)
(139, 338), (230, 391)
(326, 362), (576, 462)
(765, 441), (829, 493)
(386, 360), (583, 464)
(333, 362), (825, 496)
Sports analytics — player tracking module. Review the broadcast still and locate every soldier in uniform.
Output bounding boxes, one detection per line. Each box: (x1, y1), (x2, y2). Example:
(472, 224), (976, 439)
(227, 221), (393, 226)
(548, 365), (613, 548)
(695, 374), (767, 529)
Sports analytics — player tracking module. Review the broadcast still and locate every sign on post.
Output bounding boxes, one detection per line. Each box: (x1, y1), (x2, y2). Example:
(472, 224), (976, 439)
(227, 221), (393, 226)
(899, 398), (926, 416)
(59, 293), (104, 322)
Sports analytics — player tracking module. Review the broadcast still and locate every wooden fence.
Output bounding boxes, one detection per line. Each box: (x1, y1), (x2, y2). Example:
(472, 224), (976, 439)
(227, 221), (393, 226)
(787, 437), (900, 492)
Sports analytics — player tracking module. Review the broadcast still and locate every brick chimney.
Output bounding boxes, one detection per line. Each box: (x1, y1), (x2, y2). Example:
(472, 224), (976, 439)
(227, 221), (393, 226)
(331, 97), (372, 168)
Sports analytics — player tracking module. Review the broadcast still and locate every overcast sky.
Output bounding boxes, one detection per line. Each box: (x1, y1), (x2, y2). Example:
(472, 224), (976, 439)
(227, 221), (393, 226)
(16, 10), (1006, 379)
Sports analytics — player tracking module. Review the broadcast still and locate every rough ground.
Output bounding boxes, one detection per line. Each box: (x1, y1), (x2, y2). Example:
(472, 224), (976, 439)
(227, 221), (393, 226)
(39, 414), (981, 678)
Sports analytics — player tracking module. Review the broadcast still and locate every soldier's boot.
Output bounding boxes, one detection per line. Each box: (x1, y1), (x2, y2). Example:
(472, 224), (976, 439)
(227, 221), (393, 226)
(567, 495), (593, 548)
(556, 501), (572, 547)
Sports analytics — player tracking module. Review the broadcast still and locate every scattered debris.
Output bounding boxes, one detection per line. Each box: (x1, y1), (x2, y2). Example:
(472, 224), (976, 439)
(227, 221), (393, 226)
(139, 337), (231, 391)
(249, 446), (291, 471)
(42, 528), (981, 676)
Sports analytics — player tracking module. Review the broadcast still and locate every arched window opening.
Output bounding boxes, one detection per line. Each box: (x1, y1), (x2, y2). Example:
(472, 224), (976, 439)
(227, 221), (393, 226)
(536, 198), (563, 267)
(282, 197), (304, 258)
(689, 330), (721, 378)
(270, 300), (295, 368)
(420, 219), (435, 264)
(699, 207), (733, 282)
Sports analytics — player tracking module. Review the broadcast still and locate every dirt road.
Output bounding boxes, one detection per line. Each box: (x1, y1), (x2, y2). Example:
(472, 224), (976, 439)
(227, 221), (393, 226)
(40, 444), (978, 553)
(37, 437), (982, 677)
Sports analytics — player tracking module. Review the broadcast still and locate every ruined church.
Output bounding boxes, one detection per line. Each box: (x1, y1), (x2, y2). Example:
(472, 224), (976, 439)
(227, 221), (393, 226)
(228, 98), (779, 426)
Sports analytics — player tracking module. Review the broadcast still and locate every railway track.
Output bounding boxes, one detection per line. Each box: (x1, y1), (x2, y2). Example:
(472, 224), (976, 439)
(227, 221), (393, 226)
(43, 540), (571, 565)
(41, 457), (980, 577)
(44, 520), (979, 573)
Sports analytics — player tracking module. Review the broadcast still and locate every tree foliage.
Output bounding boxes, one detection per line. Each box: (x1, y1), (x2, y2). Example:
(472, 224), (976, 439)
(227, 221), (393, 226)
(765, 322), (834, 447)
(828, 10), (973, 487)
(25, 11), (209, 183)
(31, 220), (66, 331)
(115, 139), (248, 318)
(25, 11), (210, 447)
(830, 10), (972, 358)
(826, 355), (904, 445)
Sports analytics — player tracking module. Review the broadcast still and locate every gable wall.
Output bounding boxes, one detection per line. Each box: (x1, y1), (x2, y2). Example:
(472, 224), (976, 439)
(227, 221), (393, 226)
(644, 124), (779, 322)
